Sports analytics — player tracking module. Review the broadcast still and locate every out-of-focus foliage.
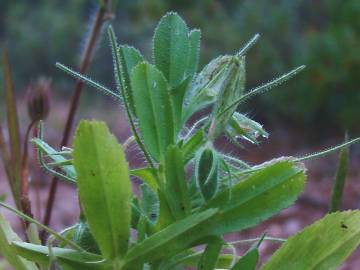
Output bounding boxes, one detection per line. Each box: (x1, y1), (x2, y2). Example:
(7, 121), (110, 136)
(1, 0), (359, 130)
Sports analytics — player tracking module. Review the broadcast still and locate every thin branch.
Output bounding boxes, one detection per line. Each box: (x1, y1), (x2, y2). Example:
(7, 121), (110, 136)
(229, 236), (286, 245)
(217, 65), (306, 119)
(19, 120), (37, 226)
(56, 63), (121, 101)
(108, 25), (155, 169)
(42, 1), (112, 239)
(0, 201), (83, 251)
(296, 137), (360, 161)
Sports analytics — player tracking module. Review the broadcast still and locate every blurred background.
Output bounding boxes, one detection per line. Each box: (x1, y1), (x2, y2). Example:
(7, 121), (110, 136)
(0, 0), (359, 269)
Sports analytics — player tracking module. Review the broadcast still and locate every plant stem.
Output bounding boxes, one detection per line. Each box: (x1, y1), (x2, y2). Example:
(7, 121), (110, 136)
(229, 236), (286, 245)
(20, 120), (37, 226)
(42, 1), (112, 240)
(0, 201), (83, 251)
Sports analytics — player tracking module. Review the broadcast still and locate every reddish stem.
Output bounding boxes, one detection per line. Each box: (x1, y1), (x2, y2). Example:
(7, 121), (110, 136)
(41, 1), (112, 241)
(20, 120), (37, 227)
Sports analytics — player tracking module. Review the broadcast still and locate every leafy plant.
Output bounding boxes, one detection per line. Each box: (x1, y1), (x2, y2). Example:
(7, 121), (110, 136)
(1, 11), (360, 270)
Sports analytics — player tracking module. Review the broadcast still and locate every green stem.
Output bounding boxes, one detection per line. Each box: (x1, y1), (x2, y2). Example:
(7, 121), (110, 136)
(296, 137), (360, 161)
(0, 201), (83, 251)
(107, 26), (155, 170)
(229, 236), (286, 245)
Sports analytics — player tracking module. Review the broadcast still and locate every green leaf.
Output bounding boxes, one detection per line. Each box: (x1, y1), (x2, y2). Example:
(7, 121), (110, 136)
(185, 29), (201, 78)
(139, 183), (159, 227)
(0, 214), (37, 270)
(118, 45), (144, 115)
(171, 76), (191, 133)
(203, 159), (306, 235)
(162, 252), (233, 270)
(131, 167), (158, 191)
(73, 121), (131, 259)
(329, 134), (349, 213)
(164, 145), (191, 220)
(73, 218), (101, 254)
(231, 249), (258, 270)
(154, 190), (175, 232)
(231, 234), (264, 270)
(261, 211), (360, 270)
(12, 241), (108, 270)
(195, 147), (220, 201)
(32, 137), (76, 179)
(198, 236), (224, 270)
(181, 129), (207, 163)
(123, 208), (218, 268)
(131, 62), (175, 161)
(153, 12), (189, 88)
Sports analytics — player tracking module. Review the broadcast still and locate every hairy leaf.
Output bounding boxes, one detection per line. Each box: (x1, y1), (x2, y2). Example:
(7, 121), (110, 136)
(0, 214), (37, 270)
(118, 45), (144, 115)
(181, 129), (207, 163)
(131, 167), (158, 191)
(140, 183), (160, 227)
(203, 159), (306, 235)
(185, 29), (201, 78)
(261, 211), (360, 270)
(122, 208), (218, 267)
(165, 145), (191, 219)
(131, 62), (175, 161)
(12, 241), (108, 270)
(153, 12), (189, 88)
(73, 121), (131, 259)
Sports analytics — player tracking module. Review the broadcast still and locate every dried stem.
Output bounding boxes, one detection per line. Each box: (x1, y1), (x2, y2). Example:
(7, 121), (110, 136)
(20, 120), (37, 226)
(41, 1), (112, 240)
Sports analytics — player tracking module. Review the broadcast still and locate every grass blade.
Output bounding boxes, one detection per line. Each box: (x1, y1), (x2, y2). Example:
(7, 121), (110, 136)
(329, 134), (349, 213)
(2, 48), (21, 208)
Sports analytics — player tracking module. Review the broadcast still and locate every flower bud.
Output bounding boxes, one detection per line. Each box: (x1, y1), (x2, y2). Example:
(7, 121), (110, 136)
(209, 56), (246, 139)
(195, 146), (219, 201)
(26, 77), (51, 122)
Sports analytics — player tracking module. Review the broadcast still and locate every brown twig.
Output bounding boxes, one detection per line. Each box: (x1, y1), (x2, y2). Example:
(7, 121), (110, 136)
(32, 126), (42, 219)
(20, 120), (37, 226)
(41, 1), (112, 240)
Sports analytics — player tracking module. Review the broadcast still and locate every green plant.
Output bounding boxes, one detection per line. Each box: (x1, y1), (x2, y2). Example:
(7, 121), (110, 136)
(1, 12), (360, 270)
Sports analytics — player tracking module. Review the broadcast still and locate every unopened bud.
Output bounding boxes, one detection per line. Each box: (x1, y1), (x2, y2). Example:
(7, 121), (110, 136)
(195, 146), (219, 201)
(26, 77), (51, 122)
(209, 56), (246, 139)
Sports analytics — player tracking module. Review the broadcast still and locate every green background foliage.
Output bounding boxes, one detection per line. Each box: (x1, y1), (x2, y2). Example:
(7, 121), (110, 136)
(1, 0), (359, 132)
